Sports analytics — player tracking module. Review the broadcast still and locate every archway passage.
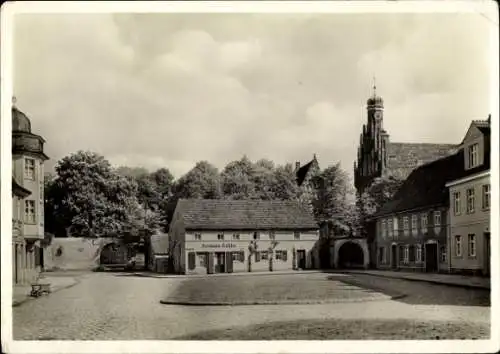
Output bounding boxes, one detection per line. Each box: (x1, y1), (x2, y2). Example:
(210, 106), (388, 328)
(100, 243), (128, 265)
(337, 242), (364, 269)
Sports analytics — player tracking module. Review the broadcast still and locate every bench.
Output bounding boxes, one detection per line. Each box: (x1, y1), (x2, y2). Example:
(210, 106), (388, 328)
(30, 283), (51, 297)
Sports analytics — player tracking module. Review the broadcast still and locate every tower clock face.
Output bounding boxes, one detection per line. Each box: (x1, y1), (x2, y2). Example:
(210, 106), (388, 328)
(374, 111), (383, 120)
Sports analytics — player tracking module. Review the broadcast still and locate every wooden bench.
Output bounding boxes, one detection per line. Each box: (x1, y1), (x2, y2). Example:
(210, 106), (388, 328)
(30, 283), (51, 297)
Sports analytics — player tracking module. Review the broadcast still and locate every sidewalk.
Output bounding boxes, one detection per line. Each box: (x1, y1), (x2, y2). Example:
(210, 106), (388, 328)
(341, 270), (490, 290)
(13, 275), (79, 307)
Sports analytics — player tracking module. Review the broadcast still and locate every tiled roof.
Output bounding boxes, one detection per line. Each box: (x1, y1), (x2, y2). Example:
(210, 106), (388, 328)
(176, 199), (319, 230)
(385, 142), (458, 180)
(373, 142), (490, 218)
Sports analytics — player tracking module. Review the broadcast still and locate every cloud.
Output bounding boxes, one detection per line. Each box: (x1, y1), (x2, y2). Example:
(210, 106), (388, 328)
(13, 12), (493, 179)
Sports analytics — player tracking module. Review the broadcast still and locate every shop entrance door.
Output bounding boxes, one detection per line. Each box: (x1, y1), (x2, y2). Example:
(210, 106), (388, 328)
(297, 250), (306, 269)
(215, 252), (226, 273)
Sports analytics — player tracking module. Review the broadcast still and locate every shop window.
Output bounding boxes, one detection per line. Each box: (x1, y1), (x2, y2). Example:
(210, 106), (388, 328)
(440, 246), (447, 263)
(261, 251), (268, 260)
(275, 250), (287, 261)
(232, 251), (244, 262)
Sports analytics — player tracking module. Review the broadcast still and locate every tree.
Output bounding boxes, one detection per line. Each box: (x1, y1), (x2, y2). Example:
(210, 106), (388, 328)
(172, 161), (221, 199)
(359, 176), (404, 217)
(271, 163), (302, 200)
(48, 151), (142, 239)
(221, 156), (257, 200)
(312, 163), (358, 236)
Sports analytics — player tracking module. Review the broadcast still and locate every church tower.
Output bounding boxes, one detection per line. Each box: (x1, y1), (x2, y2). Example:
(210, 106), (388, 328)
(354, 81), (388, 194)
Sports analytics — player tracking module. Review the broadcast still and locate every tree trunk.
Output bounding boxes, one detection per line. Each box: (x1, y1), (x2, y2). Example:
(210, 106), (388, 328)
(248, 254), (252, 272)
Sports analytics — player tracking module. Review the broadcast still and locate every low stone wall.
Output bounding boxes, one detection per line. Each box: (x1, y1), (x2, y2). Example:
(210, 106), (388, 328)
(44, 237), (115, 271)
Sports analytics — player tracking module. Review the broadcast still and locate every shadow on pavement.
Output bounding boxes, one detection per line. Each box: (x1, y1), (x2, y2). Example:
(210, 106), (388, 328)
(328, 274), (490, 307)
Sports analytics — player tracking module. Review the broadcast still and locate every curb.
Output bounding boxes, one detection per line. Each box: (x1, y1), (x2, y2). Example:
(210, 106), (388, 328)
(12, 277), (81, 307)
(133, 270), (325, 279)
(159, 294), (394, 306)
(342, 271), (490, 290)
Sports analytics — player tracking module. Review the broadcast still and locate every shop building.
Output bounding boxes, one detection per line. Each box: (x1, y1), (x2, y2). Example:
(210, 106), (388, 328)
(169, 199), (320, 275)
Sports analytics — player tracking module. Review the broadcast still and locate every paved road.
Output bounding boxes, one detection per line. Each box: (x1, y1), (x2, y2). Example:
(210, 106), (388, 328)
(13, 272), (490, 340)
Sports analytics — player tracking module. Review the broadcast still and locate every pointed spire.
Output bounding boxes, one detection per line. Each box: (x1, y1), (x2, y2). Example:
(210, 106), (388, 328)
(12, 96), (17, 107)
(372, 76), (377, 97)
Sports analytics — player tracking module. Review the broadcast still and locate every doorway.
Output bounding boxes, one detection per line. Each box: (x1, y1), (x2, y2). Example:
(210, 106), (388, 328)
(215, 252), (226, 273)
(484, 232), (491, 276)
(297, 250), (306, 269)
(425, 243), (438, 272)
(338, 242), (364, 269)
(391, 244), (397, 269)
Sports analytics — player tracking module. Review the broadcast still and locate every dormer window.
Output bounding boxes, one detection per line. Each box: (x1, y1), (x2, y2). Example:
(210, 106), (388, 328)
(468, 143), (479, 168)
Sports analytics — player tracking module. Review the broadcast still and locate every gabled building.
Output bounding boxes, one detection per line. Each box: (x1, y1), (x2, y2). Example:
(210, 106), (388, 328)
(446, 118), (491, 276)
(12, 101), (49, 284)
(372, 153), (463, 272)
(295, 154), (320, 212)
(354, 86), (457, 195)
(168, 199), (319, 274)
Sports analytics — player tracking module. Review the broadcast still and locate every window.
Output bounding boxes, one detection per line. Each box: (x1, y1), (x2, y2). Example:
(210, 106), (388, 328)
(232, 233), (240, 240)
(468, 143), (479, 168)
(24, 158), (35, 180)
(468, 234), (476, 257)
(387, 219), (393, 237)
(482, 184), (490, 210)
(261, 251), (269, 260)
(399, 246), (404, 262)
(403, 217), (409, 230)
(24, 200), (35, 223)
(255, 251), (261, 262)
(466, 188), (475, 213)
(294, 231), (300, 240)
(421, 213), (428, 233)
(403, 246), (409, 263)
(416, 244), (422, 263)
(217, 233), (224, 240)
(433, 211), (441, 226)
(440, 246), (447, 263)
(381, 220), (386, 239)
(253, 231), (260, 240)
(453, 192), (461, 215)
(232, 251), (245, 262)
(411, 215), (417, 231)
(194, 233), (201, 240)
(269, 231), (276, 240)
(275, 250), (288, 261)
(393, 217), (399, 238)
(455, 235), (462, 257)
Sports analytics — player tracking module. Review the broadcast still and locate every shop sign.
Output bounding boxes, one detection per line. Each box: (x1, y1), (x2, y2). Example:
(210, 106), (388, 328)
(201, 243), (237, 249)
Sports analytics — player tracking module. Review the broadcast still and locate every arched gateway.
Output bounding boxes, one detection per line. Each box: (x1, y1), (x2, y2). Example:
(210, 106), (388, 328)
(332, 238), (369, 269)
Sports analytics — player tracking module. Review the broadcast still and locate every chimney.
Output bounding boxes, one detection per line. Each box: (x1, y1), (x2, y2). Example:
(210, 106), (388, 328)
(295, 161), (300, 171)
(488, 114), (491, 124)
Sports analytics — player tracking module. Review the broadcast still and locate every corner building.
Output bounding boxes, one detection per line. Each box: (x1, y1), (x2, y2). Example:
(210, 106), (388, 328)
(12, 103), (49, 284)
(169, 199), (320, 274)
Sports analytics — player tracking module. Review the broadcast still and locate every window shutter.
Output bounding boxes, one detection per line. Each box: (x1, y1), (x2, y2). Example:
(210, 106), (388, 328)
(255, 251), (261, 262)
(188, 252), (196, 270)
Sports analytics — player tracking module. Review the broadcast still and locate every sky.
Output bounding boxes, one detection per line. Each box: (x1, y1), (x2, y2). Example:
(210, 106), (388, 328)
(13, 10), (494, 180)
